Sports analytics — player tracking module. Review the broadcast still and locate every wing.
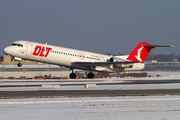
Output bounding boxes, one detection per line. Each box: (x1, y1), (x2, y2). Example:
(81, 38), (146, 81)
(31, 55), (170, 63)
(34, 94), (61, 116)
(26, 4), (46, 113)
(72, 61), (140, 68)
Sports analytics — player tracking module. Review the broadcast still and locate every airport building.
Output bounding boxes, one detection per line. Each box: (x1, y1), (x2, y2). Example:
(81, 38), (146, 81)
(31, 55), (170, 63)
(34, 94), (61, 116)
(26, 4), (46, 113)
(0, 55), (72, 79)
(0, 64), (71, 79)
(144, 62), (180, 71)
(1, 55), (43, 65)
(0, 55), (71, 78)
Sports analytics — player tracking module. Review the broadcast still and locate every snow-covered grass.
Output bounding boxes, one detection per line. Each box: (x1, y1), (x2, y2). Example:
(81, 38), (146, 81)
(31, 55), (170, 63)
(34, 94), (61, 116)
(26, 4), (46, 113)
(0, 95), (180, 120)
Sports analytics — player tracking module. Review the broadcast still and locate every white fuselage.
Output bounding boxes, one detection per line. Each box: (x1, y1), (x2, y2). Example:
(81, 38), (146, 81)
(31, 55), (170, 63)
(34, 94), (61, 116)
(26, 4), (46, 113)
(3, 41), (144, 72)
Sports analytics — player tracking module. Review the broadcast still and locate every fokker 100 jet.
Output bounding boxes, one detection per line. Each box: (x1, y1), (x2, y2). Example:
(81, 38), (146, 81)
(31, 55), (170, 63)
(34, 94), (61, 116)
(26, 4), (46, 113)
(3, 41), (174, 79)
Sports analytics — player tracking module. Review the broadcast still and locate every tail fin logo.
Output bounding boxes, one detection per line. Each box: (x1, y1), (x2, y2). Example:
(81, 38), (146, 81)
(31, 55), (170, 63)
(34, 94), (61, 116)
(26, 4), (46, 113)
(126, 42), (152, 62)
(135, 46), (144, 61)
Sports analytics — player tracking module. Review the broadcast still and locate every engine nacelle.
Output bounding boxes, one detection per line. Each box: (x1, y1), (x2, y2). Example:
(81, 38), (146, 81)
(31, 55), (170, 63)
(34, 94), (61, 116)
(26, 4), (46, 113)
(116, 64), (133, 68)
(108, 57), (134, 68)
(108, 57), (123, 62)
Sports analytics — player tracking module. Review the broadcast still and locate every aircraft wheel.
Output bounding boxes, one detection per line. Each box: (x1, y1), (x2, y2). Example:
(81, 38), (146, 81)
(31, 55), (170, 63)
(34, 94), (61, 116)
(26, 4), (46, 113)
(69, 73), (76, 79)
(17, 63), (22, 67)
(87, 72), (94, 79)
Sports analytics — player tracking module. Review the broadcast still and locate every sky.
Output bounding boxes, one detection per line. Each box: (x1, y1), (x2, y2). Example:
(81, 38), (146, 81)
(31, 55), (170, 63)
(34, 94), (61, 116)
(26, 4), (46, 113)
(0, 0), (180, 56)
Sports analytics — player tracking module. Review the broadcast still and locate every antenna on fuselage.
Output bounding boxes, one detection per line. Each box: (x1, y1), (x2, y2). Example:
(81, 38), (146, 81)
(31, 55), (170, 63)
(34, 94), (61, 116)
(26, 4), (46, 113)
(45, 43), (47, 45)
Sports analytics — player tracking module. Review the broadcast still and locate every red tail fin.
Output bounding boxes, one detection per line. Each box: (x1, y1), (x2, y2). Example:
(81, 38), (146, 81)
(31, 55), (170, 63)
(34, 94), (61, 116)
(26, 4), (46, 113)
(126, 42), (155, 62)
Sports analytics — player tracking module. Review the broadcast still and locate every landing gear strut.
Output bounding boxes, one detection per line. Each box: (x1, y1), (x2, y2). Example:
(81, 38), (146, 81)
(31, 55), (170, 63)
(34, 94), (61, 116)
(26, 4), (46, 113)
(87, 67), (94, 79)
(17, 63), (22, 67)
(69, 69), (76, 79)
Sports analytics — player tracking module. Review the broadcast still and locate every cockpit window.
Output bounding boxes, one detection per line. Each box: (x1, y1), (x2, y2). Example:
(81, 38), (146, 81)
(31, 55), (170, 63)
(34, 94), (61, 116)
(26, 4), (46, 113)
(17, 44), (23, 47)
(11, 43), (17, 46)
(11, 43), (23, 47)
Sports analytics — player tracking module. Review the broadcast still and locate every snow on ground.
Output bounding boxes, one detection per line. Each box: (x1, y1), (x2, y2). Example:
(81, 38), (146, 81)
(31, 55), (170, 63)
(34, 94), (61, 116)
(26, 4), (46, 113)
(1, 71), (180, 120)
(0, 95), (180, 120)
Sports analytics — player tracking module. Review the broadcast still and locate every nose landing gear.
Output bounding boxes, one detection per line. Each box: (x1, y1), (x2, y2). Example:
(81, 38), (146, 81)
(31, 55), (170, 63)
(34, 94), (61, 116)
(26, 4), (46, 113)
(17, 63), (22, 67)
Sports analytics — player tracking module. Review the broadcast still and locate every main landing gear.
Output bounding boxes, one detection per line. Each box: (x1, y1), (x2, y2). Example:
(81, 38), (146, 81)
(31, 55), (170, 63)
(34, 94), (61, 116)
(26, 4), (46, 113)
(87, 72), (94, 79)
(69, 69), (94, 79)
(69, 69), (76, 79)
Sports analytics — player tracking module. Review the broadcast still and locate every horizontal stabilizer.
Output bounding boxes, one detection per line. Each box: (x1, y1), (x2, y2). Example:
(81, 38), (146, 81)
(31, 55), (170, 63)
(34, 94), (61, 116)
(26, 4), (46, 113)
(143, 44), (175, 48)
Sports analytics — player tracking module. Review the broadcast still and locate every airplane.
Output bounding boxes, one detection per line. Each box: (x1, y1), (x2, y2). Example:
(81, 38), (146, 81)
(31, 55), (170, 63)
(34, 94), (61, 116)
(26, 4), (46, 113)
(3, 40), (174, 79)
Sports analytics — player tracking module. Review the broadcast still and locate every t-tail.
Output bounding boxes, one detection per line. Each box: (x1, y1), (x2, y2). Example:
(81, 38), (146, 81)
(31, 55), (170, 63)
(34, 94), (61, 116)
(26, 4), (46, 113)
(126, 42), (174, 62)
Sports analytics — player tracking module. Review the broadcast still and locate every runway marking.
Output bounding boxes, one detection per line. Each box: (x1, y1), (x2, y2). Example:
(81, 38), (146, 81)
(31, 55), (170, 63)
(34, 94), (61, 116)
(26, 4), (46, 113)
(0, 97), (180, 105)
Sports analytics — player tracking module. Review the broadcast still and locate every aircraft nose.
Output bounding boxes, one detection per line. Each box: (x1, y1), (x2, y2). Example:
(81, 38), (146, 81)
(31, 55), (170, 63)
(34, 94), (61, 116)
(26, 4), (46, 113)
(3, 47), (11, 55)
